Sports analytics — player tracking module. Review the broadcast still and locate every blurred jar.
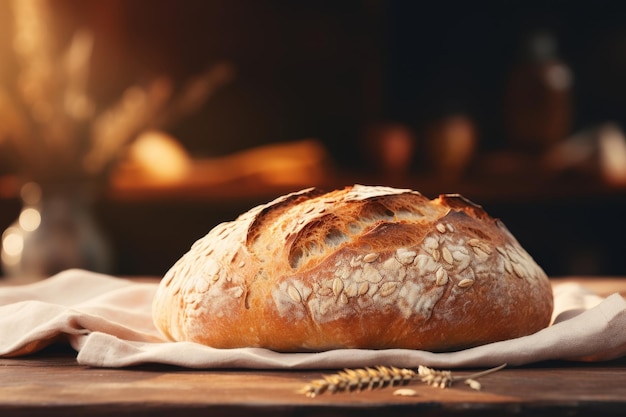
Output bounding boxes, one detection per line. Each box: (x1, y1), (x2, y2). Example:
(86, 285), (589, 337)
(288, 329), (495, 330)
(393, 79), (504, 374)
(364, 122), (417, 178)
(1, 181), (112, 283)
(425, 113), (477, 183)
(504, 31), (573, 153)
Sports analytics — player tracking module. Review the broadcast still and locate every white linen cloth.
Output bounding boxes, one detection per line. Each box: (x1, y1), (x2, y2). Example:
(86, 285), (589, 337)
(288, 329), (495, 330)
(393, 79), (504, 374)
(1, 269), (625, 369)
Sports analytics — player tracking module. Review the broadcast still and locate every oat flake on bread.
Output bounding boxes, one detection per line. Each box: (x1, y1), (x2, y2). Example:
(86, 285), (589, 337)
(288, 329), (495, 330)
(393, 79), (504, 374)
(152, 184), (553, 352)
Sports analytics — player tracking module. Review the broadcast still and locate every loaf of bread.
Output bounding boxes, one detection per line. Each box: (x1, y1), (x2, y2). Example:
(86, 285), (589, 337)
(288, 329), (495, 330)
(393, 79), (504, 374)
(153, 185), (553, 352)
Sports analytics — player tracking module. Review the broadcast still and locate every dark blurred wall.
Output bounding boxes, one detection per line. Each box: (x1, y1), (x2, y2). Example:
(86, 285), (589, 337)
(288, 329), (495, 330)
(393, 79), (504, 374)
(1, 0), (625, 277)
(384, 1), (626, 150)
(39, 0), (382, 169)
(107, 0), (626, 166)
(3, 0), (626, 167)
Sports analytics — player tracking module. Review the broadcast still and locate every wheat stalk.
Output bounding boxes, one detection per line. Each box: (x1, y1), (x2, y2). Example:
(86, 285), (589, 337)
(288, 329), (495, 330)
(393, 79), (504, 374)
(299, 363), (507, 397)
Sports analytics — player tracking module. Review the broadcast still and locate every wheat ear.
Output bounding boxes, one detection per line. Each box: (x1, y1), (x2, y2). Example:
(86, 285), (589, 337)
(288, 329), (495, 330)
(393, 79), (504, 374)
(299, 363), (506, 397)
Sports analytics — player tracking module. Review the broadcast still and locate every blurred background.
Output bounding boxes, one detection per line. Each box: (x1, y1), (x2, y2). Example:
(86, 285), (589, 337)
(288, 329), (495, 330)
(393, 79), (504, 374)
(0, 0), (625, 281)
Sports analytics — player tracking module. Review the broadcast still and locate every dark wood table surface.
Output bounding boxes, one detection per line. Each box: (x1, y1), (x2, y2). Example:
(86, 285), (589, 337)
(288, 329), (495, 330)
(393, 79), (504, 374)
(1, 277), (625, 417)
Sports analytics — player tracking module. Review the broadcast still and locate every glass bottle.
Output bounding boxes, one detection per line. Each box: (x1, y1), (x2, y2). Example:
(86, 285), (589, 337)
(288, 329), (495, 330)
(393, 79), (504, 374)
(504, 31), (573, 153)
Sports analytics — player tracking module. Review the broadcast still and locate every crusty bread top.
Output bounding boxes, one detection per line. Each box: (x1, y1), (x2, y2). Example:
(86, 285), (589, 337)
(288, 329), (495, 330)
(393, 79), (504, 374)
(153, 185), (553, 351)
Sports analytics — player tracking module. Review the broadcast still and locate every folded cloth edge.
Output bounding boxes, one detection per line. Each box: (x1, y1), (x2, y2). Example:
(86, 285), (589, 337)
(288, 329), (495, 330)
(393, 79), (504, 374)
(76, 293), (626, 369)
(2, 270), (625, 369)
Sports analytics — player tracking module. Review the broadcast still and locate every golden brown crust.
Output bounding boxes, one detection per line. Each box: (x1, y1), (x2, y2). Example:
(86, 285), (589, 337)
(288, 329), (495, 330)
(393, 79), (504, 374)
(152, 185), (553, 352)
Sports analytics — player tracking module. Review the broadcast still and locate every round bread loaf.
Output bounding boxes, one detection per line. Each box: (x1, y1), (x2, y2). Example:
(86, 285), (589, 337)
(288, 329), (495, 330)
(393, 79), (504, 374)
(153, 185), (553, 352)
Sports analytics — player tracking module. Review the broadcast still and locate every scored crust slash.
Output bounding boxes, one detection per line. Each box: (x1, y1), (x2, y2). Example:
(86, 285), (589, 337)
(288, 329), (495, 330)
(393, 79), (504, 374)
(152, 184), (553, 352)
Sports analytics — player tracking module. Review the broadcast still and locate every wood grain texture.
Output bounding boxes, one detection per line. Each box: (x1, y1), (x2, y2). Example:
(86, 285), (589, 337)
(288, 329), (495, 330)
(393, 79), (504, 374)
(1, 348), (625, 416)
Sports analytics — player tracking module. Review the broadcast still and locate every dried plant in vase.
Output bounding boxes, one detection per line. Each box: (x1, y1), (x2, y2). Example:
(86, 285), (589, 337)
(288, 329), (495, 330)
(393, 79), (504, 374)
(0, 0), (233, 280)
(0, 0), (233, 183)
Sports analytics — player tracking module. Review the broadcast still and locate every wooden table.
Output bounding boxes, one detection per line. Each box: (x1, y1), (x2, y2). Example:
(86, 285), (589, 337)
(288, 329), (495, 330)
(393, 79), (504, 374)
(1, 278), (625, 417)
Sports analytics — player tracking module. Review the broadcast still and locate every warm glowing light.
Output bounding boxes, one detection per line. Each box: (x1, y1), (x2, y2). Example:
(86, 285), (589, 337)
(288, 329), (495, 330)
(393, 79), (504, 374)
(127, 130), (191, 182)
(599, 125), (626, 185)
(2, 227), (24, 257)
(19, 207), (41, 231)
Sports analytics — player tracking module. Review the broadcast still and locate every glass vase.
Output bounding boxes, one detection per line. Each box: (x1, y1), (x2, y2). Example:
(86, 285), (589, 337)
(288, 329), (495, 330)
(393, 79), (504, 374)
(1, 181), (113, 283)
